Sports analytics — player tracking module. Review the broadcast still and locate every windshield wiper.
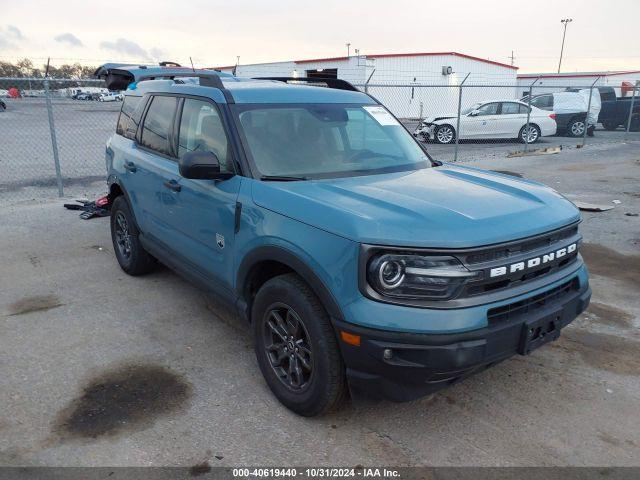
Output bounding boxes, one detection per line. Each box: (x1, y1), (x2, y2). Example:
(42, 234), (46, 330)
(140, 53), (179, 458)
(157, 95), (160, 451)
(260, 175), (309, 182)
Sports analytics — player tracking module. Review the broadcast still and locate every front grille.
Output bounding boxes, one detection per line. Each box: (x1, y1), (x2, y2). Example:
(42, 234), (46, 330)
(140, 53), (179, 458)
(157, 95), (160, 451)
(464, 253), (579, 296)
(454, 223), (581, 298)
(465, 225), (578, 265)
(487, 278), (578, 325)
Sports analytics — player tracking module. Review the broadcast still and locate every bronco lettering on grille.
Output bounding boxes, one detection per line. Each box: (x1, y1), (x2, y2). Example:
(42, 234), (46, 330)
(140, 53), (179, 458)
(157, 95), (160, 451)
(489, 243), (577, 278)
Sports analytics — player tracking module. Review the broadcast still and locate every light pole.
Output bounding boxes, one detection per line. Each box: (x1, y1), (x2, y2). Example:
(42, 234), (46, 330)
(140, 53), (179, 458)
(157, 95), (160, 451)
(558, 18), (572, 73)
(346, 43), (351, 57)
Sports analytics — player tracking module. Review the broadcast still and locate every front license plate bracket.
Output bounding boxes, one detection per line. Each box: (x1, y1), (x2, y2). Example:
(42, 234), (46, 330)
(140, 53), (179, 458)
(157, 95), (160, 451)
(519, 310), (562, 355)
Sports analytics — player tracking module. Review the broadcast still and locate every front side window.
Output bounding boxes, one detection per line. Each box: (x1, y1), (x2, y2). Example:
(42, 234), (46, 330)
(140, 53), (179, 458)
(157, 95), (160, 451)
(234, 104), (430, 179)
(476, 103), (499, 116)
(178, 98), (230, 171)
(140, 96), (178, 156)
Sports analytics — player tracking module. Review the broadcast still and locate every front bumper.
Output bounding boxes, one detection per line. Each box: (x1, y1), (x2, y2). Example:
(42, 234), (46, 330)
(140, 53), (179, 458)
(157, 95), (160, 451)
(336, 277), (591, 403)
(413, 123), (435, 140)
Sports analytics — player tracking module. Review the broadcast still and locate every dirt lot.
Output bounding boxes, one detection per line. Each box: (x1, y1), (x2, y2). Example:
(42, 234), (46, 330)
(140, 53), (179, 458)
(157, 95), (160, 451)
(0, 140), (639, 467)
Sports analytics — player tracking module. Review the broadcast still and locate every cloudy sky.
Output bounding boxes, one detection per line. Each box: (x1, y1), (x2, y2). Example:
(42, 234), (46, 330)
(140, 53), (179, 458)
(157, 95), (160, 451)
(1, 0), (638, 73)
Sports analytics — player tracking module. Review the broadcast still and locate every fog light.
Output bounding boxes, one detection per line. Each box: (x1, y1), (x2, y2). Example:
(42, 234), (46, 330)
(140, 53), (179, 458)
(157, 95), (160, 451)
(383, 349), (393, 360)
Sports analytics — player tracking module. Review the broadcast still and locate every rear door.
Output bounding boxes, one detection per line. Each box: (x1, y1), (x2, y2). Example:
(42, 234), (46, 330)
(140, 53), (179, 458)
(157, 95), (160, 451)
(160, 96), (242, 293)
(464, 102), (501, 138)
(497, 102), (527, 137)
(128, 94), (180, 240)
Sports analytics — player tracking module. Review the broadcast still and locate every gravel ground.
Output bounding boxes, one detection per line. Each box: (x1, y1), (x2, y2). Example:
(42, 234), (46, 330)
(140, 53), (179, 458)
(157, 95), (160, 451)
(0, 133), (639, 468)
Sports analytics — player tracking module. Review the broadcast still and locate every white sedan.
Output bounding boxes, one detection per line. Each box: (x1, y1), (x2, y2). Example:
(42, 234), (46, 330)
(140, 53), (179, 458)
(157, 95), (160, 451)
(98, 92), (123, 102)
(414, 100), (557, 144)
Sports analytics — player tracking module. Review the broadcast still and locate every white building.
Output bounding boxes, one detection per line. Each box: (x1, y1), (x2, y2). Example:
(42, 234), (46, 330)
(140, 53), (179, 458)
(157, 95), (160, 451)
(516, 70), (640, 98)
(213, 52), (518, 118)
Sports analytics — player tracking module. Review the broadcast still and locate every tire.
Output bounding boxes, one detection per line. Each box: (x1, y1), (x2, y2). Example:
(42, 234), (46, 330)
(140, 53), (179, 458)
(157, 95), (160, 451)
(434, 124), (456, 144)
(602, 120), (619, 131)
(110, 196), (156, 275)
(630, 114), (640, 132)
(252, 273), (347, 416)
(519, 124), (540, 144)
(567, 118), (586, 137)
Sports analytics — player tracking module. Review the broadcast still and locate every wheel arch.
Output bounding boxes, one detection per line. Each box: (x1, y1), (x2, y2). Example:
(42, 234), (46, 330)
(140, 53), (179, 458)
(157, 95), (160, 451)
(107, 177), (142, 230)
(236, 245), (344, 324)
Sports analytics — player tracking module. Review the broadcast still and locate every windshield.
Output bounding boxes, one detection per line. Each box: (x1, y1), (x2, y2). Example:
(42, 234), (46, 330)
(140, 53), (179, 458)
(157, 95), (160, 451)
(460, 103), (482, 115)
(234, 104), (431, 179)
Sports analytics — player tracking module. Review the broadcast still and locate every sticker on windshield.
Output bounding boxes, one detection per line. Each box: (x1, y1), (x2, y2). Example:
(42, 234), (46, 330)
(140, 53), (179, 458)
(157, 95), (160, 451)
(363, 106), (400, 126)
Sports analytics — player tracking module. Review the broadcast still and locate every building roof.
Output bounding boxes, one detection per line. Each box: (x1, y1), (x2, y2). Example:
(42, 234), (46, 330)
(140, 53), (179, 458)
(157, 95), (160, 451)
(212, 51), (518, 71)
(364, 52), (518, 70)
(518, 70), (640, 79)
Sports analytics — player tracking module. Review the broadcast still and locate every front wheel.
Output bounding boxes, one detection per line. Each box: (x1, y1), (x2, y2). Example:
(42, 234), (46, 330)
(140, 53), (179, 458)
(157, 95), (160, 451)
(519, 124), (540, 144)
(252, 274), (347, 416)
(434, 124), (456, 144)
(567, 118), (586, 137)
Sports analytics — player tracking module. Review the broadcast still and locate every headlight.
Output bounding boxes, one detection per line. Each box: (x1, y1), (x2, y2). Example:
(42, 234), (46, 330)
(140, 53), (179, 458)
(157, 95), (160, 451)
(367, 253), (480, 300)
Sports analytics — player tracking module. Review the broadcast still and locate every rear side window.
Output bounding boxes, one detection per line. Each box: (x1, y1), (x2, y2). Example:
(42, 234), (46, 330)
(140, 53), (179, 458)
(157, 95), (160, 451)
(518, 104), (531, 114)
(116, 96), (142, 138)
(501, 102), (521, 114)
(140, 96), (178, 156)
(177, 98), (230, 170)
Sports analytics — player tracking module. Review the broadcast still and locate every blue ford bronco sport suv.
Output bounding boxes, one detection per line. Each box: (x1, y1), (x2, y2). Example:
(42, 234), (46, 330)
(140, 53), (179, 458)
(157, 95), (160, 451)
(97, 63), (591, 416)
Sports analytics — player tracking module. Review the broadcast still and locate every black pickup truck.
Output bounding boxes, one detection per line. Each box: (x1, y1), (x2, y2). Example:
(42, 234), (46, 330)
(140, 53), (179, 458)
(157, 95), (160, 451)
(597, 86), (639, 131)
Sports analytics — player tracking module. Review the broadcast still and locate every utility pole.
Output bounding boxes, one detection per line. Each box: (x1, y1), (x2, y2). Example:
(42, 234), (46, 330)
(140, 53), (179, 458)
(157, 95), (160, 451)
(558, 18), (572, 73)
(346, 43), (351, 57)
(509, 50), (515, 66)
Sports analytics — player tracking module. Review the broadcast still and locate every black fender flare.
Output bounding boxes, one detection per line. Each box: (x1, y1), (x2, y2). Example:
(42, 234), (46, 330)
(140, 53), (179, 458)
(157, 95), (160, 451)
(107, 176), (142, 229)
(236, 245), (344, 322)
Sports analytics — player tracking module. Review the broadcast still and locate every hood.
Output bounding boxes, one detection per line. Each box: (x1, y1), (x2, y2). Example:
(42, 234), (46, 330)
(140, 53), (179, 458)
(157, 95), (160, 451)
(251, 165), (581, 248)
(422, 115), (457, 123)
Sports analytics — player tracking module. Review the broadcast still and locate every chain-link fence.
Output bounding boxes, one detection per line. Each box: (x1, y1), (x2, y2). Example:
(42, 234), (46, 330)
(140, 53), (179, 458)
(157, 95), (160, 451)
(358, 80), (640, 163)
(1, 77), (118, 203)
(1, 75), (638, 204)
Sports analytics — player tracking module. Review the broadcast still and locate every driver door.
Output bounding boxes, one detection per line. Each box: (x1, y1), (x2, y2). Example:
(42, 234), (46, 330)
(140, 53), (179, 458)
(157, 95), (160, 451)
(464, 102), (501, 138)
(159, 97), (241, 293)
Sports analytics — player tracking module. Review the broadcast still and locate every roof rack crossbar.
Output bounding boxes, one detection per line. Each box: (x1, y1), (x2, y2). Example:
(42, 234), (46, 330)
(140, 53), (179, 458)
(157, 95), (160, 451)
(254, 77), (360, 92)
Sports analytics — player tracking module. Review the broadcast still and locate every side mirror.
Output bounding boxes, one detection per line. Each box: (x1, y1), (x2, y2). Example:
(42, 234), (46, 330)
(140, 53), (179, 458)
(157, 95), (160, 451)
(179, 151), (233, 180)
(469, 110), (480, 116)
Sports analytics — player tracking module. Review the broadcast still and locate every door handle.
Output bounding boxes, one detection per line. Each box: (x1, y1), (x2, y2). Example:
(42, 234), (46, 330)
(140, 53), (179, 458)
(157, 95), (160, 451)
(163, 180), (181, 192)
(123, 161), (136, 172)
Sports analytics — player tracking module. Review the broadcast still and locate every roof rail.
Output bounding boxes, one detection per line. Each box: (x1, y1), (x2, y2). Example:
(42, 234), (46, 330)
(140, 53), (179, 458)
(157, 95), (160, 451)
(137, 72), (225, 89)
(255, 77), (360, 92)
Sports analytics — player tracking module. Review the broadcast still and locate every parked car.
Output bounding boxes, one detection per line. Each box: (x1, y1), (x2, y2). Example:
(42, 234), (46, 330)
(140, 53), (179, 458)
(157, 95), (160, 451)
(98, 92), (123, 102)
(414, 100), (557, 144)
(97, 64), (591, 416)
(523, 90), (600, 137)
(0, 99), (6, 111)
(73, 92), (94, 100)
(596, 86), (640, 131)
